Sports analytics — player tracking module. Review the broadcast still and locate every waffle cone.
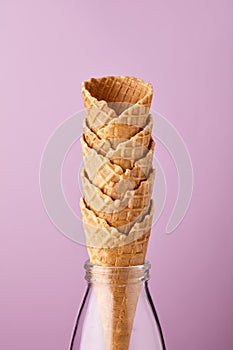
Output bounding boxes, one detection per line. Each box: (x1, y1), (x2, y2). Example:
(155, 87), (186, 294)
(81, 169), (155, 231)
(89, 234), (149, 350)
(106, 116), (152, 170)
(89, 234), (150, 350)
(80, 76), (155, 350)
(82, 114), (153, 170)
(80, 198), (153, 350)
(80, 197), (153, 248)
(81, 132), (155, 199)
(82, 76), (153, 132)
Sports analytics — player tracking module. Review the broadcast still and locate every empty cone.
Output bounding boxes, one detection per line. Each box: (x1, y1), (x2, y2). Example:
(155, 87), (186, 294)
(81, 134), (155, 199)
(80, 76), (155, 350)
(81, 168), (155, 231)
(80, 198), (153, 350)
(82, 76), (153, 132)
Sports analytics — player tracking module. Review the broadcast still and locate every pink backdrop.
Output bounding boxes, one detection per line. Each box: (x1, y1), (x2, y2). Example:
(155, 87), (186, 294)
(1, 1), (233, 349)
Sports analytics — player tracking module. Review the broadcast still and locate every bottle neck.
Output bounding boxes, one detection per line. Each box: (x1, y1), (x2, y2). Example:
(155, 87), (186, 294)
(84, 261), (151, 285)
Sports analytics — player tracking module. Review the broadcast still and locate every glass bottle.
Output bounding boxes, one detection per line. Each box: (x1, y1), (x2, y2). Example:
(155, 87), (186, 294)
(70, 261), (166, 350)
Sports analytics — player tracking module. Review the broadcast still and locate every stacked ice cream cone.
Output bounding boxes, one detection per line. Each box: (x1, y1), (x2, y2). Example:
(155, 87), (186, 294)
(80, 76), (155, 350)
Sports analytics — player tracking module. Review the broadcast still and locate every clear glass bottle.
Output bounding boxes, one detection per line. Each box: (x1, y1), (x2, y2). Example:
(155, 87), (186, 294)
(70, 261), (166, 350)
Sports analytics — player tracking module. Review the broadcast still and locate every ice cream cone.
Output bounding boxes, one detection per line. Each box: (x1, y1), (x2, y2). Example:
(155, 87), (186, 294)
(81, 168), (155, 231)
(82, 76), (153, 132)
(82, 114), (153, 169)
(80, 198), (154, 350)
(81, 135), (155, 199)
(80, 75), (155, 350)
(80, 196), (153, 256)
(106, 126), (153, 170)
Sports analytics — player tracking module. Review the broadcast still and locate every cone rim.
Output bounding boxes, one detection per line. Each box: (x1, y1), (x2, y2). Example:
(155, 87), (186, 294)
(82, 75), (153, 108)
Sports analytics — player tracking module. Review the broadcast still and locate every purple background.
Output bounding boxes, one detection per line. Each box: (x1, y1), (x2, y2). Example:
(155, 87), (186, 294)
(1, 1), (233, 349)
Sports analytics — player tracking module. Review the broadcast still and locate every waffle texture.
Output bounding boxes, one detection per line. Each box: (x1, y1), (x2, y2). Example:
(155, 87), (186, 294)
(80, 76), (155, 350)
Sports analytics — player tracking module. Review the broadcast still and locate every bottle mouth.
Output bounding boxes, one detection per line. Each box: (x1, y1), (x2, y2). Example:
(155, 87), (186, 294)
(84, 260), (151, 284)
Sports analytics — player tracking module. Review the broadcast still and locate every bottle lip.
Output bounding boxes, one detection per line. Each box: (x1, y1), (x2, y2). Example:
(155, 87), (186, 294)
(85, 260), (151, 271)
(84, 260), (151, 284)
